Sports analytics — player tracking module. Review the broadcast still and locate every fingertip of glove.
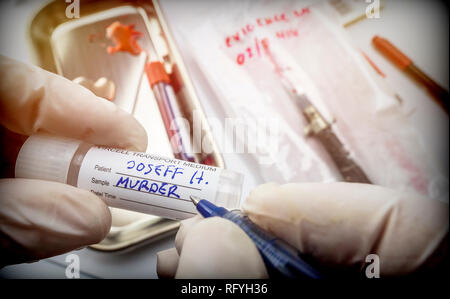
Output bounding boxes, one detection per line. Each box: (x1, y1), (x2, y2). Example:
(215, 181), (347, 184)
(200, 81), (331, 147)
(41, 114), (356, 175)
(175, 216), (203, 254)
(82, 190), (112, 241)
(64, 186), (112, 243)
(186, 217), (247, 243)
(157, 247), (179, 279)
(0, 179), (113, 259)
(121, 110), (148, 152)
(244, 182), (281, 212)
(176, 217), (268, 278)
(179, 217), (242, 249)
(100, 104), (148, 152)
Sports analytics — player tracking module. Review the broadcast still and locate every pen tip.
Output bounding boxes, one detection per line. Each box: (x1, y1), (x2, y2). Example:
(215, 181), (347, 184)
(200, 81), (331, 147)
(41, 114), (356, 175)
(190, 195), (200, 206)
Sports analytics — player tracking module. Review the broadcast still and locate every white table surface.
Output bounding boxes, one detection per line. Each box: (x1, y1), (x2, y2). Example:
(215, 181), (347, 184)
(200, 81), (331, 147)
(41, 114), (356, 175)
(0, 0), (448, 278)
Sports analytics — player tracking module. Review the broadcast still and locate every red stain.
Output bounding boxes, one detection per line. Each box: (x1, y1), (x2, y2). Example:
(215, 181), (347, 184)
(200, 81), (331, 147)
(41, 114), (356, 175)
(385, 139), (428, 195)
(106, 21), (143, 56)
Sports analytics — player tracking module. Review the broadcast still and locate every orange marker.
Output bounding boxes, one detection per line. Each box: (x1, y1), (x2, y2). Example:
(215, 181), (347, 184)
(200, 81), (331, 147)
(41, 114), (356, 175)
(373, 35), (448, 113)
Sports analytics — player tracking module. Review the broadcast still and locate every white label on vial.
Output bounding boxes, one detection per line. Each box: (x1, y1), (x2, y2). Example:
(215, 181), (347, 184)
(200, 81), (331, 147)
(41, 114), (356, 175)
(77, 147), (222, 220)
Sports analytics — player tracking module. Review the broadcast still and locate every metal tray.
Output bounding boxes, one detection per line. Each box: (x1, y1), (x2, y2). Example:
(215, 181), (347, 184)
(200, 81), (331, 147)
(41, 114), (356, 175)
(28, 0), (224, 251)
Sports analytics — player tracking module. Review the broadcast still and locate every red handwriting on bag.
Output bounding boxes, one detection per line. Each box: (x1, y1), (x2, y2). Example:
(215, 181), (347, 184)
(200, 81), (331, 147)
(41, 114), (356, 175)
(224, 7), (310, 66)
(225, 7), (309, 48)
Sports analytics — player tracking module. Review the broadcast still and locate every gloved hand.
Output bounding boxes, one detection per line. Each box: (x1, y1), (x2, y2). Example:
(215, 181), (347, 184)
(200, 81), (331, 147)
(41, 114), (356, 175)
(157, 182), (448, 278)
(0, 55), (148, 267)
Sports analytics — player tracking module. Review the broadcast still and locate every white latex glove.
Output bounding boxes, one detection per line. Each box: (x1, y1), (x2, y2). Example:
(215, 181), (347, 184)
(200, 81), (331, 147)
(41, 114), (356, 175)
(157, 182), (448, 278)
(0, 56), (148, 266)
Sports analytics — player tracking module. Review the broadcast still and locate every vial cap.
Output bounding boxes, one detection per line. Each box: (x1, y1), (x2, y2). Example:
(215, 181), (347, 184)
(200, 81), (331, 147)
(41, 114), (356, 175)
(15, 133), (82, 183)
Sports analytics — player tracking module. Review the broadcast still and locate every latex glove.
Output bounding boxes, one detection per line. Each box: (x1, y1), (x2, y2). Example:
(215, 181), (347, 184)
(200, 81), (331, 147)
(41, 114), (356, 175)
(157, 183), (448, 278)
(0, 55), (147, 267)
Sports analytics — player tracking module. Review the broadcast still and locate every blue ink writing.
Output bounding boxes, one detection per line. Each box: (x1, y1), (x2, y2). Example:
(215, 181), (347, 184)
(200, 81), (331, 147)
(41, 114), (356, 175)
(115, 176), (180, 199)
(190, 170), (205, 185)
(126, 160), (184, 180)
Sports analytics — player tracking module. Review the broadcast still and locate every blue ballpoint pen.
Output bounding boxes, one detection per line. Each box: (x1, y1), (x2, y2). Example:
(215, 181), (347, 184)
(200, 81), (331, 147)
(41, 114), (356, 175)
(190, 196), (323, 279)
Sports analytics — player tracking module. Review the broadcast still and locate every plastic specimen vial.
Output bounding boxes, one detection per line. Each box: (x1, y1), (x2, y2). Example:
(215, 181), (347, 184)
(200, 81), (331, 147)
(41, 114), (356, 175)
(15, 133), (243, 220)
